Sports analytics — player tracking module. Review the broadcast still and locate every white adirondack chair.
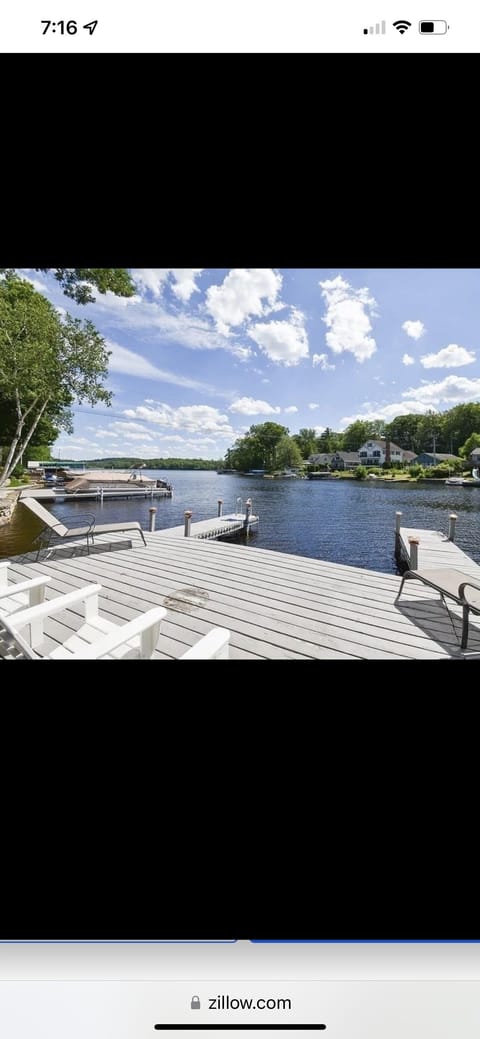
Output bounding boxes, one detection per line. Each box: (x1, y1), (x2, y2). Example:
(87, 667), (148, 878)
(1, 580), (231, 659)
(1, 584), (166, 659)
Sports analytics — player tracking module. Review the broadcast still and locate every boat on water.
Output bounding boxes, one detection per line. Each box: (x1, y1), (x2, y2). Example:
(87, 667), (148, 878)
(445, 468), (480, 487)
(62, 469), (171, 493)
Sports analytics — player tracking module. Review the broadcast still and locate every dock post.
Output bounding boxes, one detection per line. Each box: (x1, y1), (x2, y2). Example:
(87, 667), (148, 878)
(408, 536), (419, 570)
(217, 499), (223, 517)
(184, 510), (192, 537)
(149, 507), (157, 532)
(395, 511), (402, 535)
(448, 512), (457, 542)
(244, 498), (252, 524)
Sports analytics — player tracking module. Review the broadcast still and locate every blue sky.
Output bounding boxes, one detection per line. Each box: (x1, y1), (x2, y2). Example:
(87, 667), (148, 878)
(18, 268), (480, 459)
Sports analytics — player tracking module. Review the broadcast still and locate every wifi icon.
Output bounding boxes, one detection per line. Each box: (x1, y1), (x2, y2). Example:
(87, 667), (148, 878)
(393, 19), (412, 32)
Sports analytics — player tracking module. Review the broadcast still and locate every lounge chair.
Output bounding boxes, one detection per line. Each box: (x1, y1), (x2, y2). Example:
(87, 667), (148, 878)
(21, 497), (147, 558)
(0, 582), (231, 659)
(0, 561), (52, 615)
(395, 567), (480, 650)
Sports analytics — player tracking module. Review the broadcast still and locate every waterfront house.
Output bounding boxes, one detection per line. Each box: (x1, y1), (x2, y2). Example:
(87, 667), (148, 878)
(358, 439), (405, 464)
(470, 447), (480, 464)
(329, 452), (360, 470)
(307, 453), (334, 468)
(413, 452), (462, 467)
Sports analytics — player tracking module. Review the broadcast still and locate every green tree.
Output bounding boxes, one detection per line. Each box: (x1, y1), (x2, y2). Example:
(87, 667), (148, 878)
(316, 427), (343, 452)
(442, 404), (480, 453)
(292, 428), (318, 459)
(0, 268), (135, 305)
(0, 275), (111, 486)
(276, 436), (304, 470)
(342, 420), (376, 451)
(384, 415), (425, 453)
(226, 422), (289, 472)
(459, 432), (480, 458)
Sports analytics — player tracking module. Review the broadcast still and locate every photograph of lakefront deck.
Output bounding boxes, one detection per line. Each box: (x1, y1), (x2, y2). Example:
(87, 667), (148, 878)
(2, 526), (480, 659)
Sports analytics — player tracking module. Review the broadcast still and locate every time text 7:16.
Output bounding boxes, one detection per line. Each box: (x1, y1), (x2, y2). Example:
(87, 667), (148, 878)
(41, 20), (98, 34)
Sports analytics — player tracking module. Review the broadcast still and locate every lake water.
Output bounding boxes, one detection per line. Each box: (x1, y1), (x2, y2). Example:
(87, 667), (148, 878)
(1, 470), (480, 574)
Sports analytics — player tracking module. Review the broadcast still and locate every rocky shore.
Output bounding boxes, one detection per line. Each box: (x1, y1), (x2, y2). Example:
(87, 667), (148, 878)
(0, 490), (20, 527)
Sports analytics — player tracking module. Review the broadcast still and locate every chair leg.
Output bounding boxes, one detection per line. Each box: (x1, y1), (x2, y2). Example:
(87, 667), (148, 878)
(395, 575), (407, 603)
(461, 604), (470, 649)
(140, 530), (147, 546)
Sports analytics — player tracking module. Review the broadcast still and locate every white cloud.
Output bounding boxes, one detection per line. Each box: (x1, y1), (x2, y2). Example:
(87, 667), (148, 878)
(313, 426), (325, 435)
(312, 353), (336, 371)
(420, 344), (476, 369)
(338, 374), (480, 430)
(229, 397), (281, 416)
(319, 275), (377, 363)
(261, 378), (270, 384)
(90, 296), (246, 358)
(402, 353), (415, 366)
(402, 375), (480, 405)
(131, 268), (204, 302)
(308, 403), (319, 410)
(284, 405), (298, 414)
(205, 268), (282, 332)
(402, 320), (425, 340)
(248, 308), (309, 366)
(339, 400), (434, 429)
(106, 340), (218, 395)
(123, 402), (234, 436)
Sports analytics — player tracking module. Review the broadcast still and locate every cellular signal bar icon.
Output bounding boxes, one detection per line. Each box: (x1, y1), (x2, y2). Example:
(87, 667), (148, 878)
(363, 20), (386, 32)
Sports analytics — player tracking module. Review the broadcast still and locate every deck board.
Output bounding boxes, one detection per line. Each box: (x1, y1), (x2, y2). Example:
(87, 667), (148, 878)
(2, 533), (480, 659)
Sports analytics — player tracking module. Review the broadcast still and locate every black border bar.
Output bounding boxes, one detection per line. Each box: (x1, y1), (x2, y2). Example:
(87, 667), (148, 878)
(154, 1027), (326, 1032)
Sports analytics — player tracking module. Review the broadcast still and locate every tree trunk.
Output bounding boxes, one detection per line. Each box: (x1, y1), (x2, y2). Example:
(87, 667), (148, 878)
(0, 424), (23, 486)
(0, 399), (49, 486)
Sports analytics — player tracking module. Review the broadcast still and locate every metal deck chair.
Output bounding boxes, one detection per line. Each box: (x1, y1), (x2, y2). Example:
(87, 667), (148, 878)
(21, 497), (147, 558)
(395, 568), (480, 650)
(0, 583), (231, 659)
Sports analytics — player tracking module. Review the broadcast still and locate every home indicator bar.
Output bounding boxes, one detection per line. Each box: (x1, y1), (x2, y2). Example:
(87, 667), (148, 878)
(154, 1027), (327, 1032)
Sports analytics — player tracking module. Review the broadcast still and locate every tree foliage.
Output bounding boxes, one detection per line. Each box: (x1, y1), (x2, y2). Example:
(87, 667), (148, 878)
(226, 422), (290, 472)
(0, 268), (135, 305)
(276, 436), (304, 470)
(0, 275), (111, 486)
(292, 428), (318, 459)
(459, 432), (480, 458)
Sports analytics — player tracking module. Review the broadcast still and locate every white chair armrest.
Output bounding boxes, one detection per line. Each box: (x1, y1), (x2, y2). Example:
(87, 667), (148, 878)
(5, 584), (102, 630)
(0, 576), (52, 602)
(180, 628), (230, 659)
(65, 607), (167, 659)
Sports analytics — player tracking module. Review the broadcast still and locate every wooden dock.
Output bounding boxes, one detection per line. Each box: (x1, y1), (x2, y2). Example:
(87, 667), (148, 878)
(2, 533), (479, 659)
(154, 513), (259, 541)
(398, 524), (480, 583)
(19, 488), (172, 502)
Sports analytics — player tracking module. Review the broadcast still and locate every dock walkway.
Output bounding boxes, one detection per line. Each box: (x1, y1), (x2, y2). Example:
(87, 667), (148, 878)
(154, 513), (258, 540)
(399, 525), (480, 583)
(2, 534), (479, 659)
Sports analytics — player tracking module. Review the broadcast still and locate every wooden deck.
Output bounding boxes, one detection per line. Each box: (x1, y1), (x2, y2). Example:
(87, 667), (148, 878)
(399, 526), (480, 583)
(2, 534), (480, 659)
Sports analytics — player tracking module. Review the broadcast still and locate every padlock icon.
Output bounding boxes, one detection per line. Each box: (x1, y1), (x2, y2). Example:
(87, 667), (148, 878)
(191, 996), (201, 1010)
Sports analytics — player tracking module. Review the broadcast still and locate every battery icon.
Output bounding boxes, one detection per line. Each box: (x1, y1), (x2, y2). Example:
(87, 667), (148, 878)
(419, 19), (448, 32)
